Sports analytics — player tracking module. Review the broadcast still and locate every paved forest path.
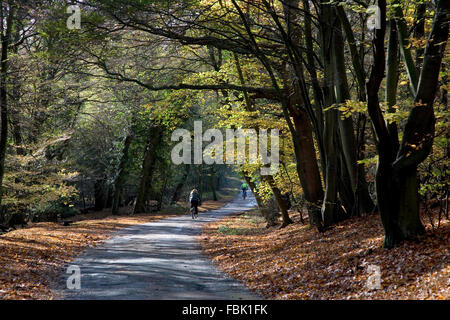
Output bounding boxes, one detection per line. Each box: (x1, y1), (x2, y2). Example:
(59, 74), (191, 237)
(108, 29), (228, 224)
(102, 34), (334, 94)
(57, 193), (258, 299)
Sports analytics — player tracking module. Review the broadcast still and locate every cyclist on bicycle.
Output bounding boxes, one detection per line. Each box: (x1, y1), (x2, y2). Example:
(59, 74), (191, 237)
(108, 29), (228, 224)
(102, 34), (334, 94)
(241, 182), (248, 199)
(189, 189), (201, 219)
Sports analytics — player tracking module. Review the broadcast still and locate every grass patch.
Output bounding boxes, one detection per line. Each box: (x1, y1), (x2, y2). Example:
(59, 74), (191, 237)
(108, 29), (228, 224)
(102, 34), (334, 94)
(217, 225), (254, 235)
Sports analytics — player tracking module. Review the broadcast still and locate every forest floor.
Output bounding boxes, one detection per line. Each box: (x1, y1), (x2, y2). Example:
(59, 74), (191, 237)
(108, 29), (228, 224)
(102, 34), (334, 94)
(200, 208), (449, 300)
(0, 196), (232, 300)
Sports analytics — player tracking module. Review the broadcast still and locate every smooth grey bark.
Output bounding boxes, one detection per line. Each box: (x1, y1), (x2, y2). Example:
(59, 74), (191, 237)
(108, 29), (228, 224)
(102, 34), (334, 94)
(319, 0), (339, 227)
(303, 0), (325, 139)
(385, 19), (400, 149)
(333, 10), (374, 215)
(368, 0), (449, 248)
(413, 3), (426, 74)
(321, 109), (339, 227)
(336, 4), (366, 102)
(333, 16), (358, 198)
(392, 0), (419, 96)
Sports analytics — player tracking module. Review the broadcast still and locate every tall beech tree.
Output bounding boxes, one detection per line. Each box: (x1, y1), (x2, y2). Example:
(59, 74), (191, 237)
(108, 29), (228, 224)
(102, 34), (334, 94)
(0, 2), (14, 209)
(367, 0), (449, 247)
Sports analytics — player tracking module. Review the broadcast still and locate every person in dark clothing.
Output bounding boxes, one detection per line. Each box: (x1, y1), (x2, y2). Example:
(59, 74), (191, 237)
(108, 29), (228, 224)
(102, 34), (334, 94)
(189, 189), (201, 219)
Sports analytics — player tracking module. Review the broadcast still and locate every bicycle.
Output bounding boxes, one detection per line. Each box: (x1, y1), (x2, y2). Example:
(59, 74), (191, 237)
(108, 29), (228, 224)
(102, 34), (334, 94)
(242, 189), (247, 200)
(190, 204), (198, 219)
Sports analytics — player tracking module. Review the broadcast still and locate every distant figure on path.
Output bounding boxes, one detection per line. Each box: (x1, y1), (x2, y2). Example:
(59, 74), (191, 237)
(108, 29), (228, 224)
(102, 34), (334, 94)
(241, 182), (248, 200)
(189, 189), (201, 219)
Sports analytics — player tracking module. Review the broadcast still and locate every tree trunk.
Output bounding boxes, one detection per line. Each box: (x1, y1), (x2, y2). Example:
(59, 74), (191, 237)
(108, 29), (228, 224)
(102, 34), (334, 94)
(333, 15), (358, 197)
(112, 130), (134, 214)
(267, 0), (325, 227)
(105, 184), (113, 208)
(209, 165), (218, 201)
(321, 108), (339, 228)
(264, 174), (293, 228)
(376, 164), (424, 248)
(319, 0), (338, 228)
(368, 0), (448, 247)
(290, 109), (324, 227)
(171, 164), (190, 204)
(243, 171), (277, 227)
(157, 169), (169, 211)
(413, 3), (426, 73)
(302, 0), (325, 141)
(10, 69), (24, 156)
(337, 152), (355, 217)
(0, 4), (13, 208)
(94, 178), (106, 211)
(134, 124), (163, 214)
(336, 2), (375, 214)
(332, 14), (374, 215)
(233, 6), (324, 227)
(196, 164), (203, 200)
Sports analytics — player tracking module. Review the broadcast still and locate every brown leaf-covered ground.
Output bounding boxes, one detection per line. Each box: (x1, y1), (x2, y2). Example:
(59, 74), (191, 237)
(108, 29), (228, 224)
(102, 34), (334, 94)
(200, 209), (449, 300)
(0, 199), (230, 300)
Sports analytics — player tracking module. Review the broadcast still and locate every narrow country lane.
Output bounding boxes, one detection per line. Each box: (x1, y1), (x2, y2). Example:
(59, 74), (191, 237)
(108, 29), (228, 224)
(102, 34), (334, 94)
(57, 193), (259, 300)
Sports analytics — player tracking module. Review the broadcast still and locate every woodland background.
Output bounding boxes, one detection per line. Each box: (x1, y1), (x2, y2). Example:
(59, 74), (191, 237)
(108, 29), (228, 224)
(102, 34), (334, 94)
(0, 0), (448, 299)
